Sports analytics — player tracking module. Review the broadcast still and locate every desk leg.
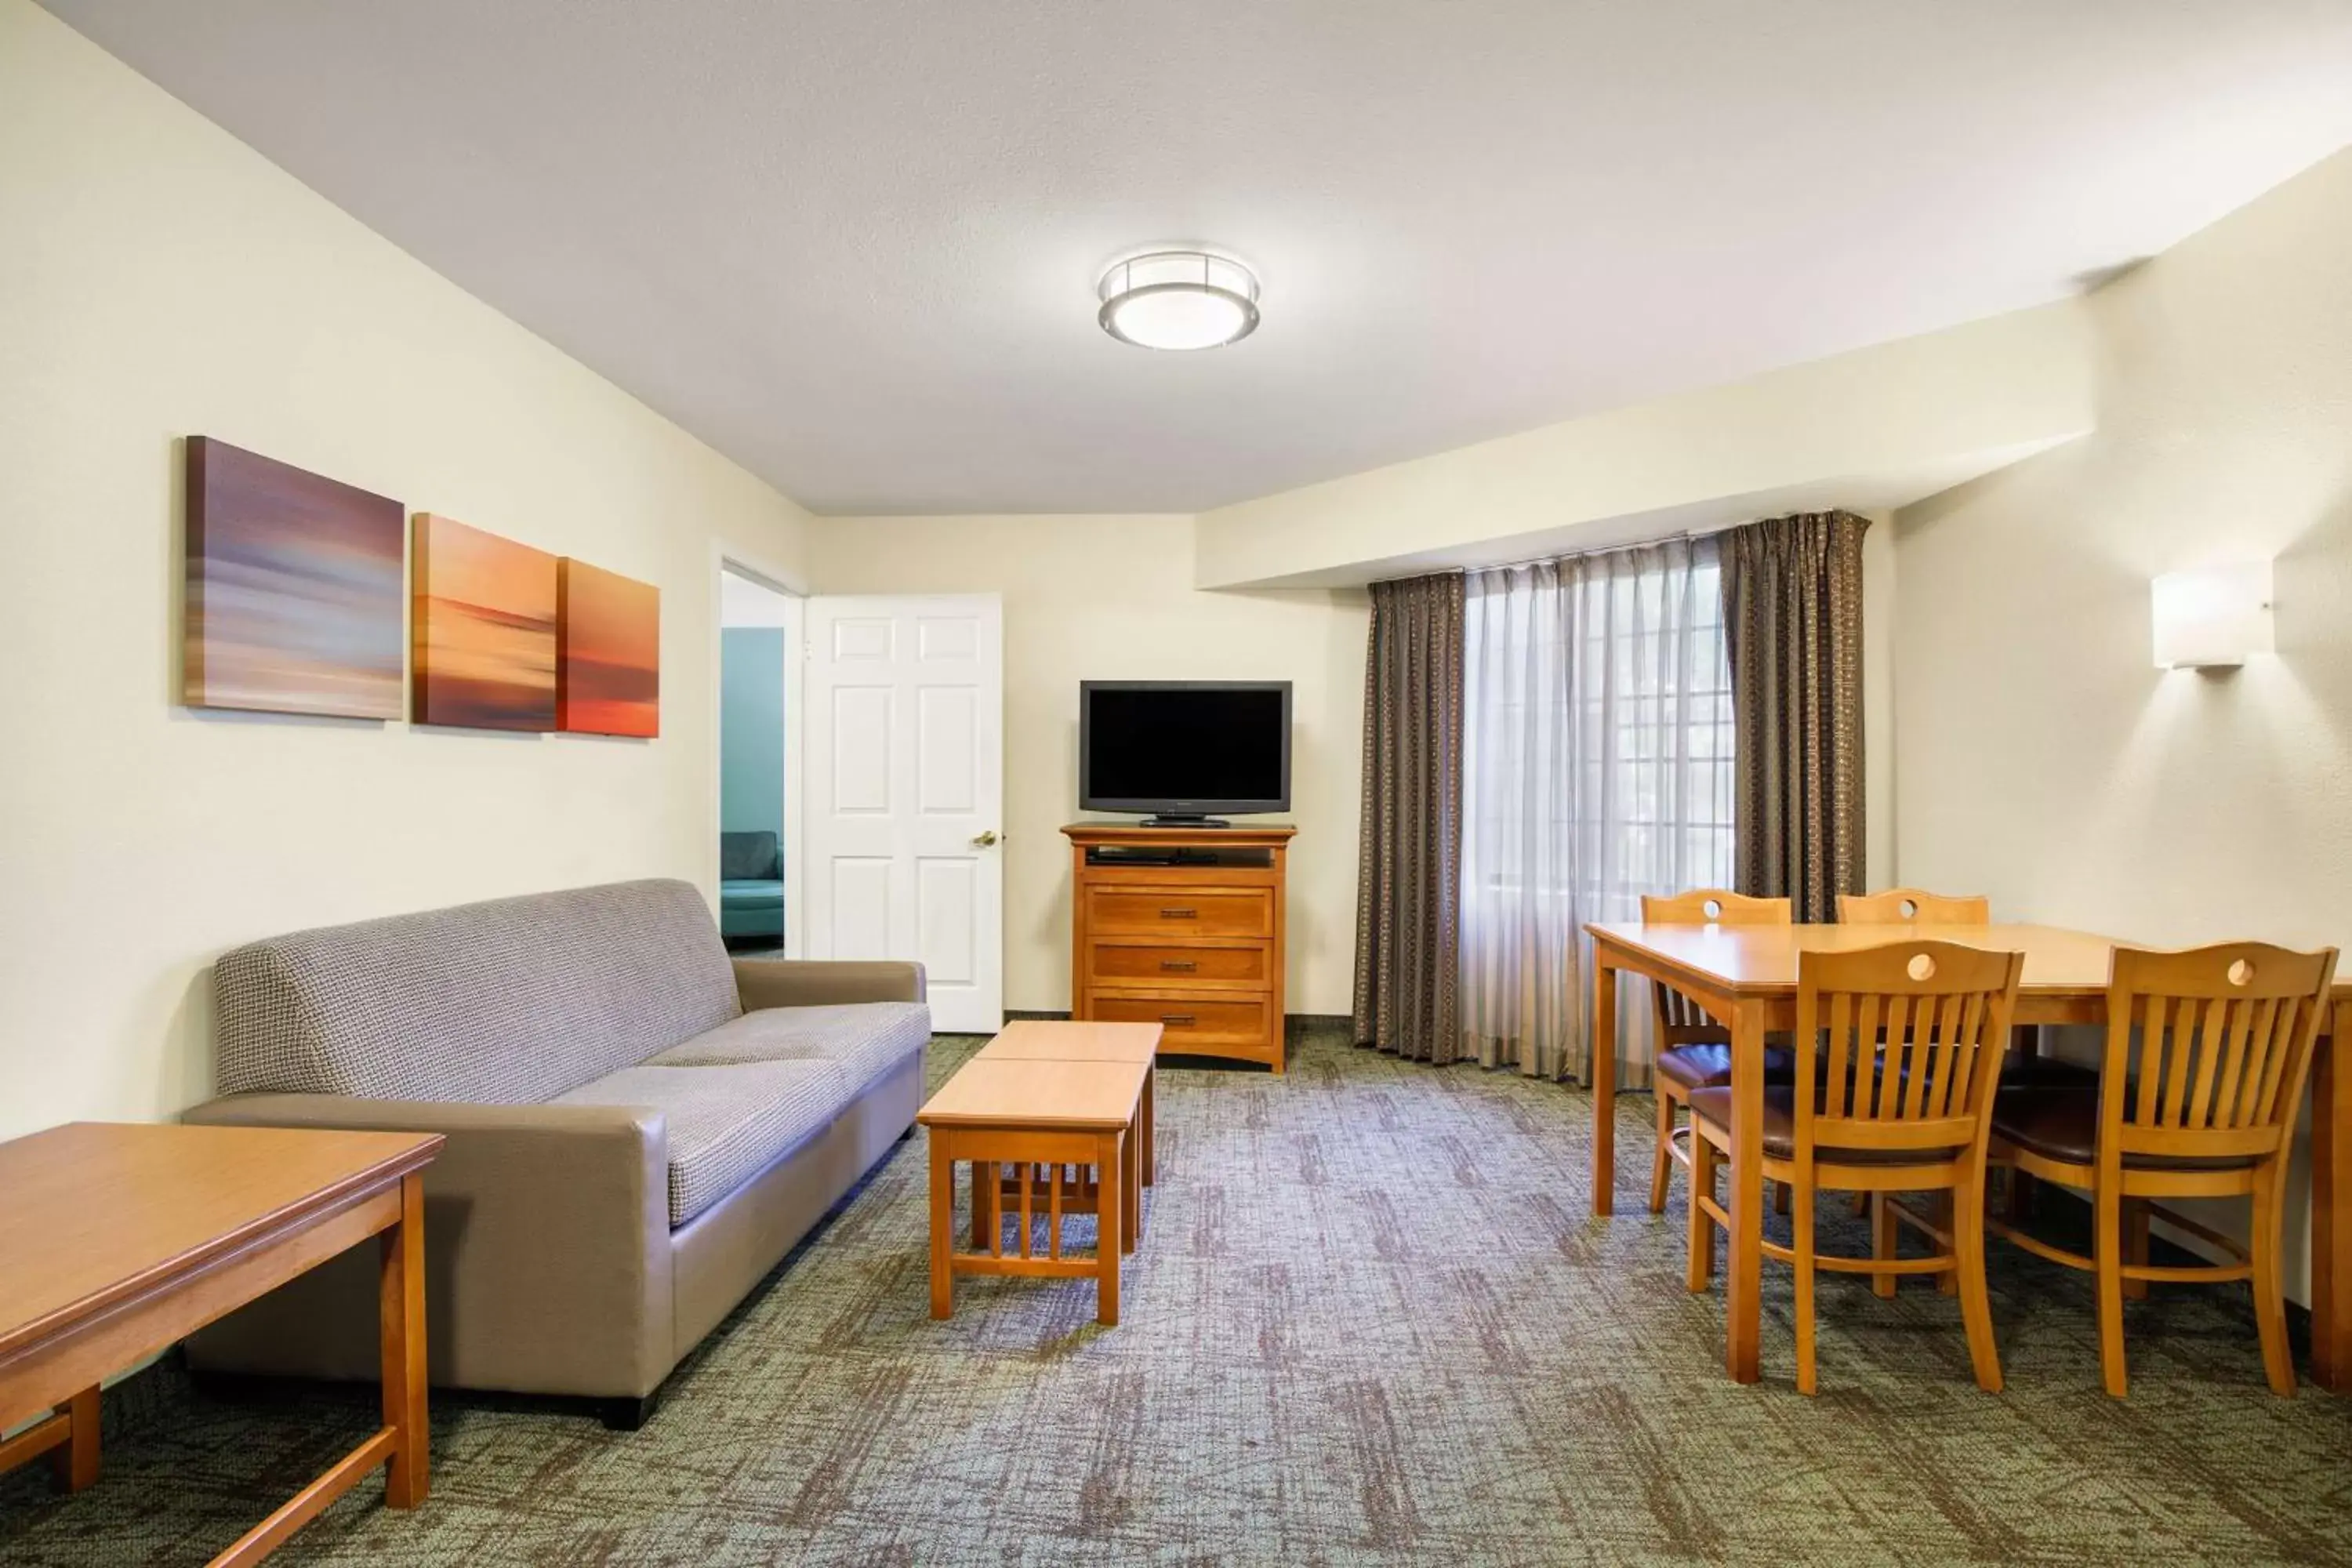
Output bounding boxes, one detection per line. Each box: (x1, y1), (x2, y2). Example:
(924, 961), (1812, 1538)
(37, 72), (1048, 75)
(56, 1386), (97, 1493)
(2313, 1007), (2350, 1391)
(1096, 1130), (1123, 1327)
(379, 1171), (428, 1509)
(1725, 999), (1765, 1384)
(1592, 958), (1618, 1216)
(929, 1132), (955, 1320)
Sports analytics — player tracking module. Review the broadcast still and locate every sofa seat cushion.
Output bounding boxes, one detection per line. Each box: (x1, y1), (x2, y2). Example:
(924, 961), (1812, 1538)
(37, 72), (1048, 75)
(648, 1002), (929, 1095)
(554, 1060), (851, 1227)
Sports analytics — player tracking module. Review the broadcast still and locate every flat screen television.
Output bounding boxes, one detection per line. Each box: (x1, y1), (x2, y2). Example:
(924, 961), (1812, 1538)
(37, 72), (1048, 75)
(1080, 681), (1291, 826)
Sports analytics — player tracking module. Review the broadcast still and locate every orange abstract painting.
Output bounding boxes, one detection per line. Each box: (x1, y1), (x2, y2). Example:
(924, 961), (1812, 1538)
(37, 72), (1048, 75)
(557, 559), (660, 737)
(411, 514), (557, 731)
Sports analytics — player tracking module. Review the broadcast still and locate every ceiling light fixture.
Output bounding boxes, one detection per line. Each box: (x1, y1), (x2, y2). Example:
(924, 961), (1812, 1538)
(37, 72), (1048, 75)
(1098, 250), (1260, 350)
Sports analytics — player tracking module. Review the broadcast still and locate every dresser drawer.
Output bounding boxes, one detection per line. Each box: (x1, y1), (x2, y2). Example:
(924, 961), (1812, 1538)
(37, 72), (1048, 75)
(1088, 941), (1269, 988)
(1085, 887), (1272, 938)
(1087, 992), (1274, 1047)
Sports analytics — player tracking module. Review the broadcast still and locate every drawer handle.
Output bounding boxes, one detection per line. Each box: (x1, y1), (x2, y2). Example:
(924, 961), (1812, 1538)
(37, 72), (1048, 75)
(1160, 960), (1197, 972)
(1158, 907), (1197, 920)
(1160, 1014), (1196, 1027)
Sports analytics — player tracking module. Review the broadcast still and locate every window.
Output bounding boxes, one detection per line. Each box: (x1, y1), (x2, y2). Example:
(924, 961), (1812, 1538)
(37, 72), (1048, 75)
(1458, 536), (1733, 1078)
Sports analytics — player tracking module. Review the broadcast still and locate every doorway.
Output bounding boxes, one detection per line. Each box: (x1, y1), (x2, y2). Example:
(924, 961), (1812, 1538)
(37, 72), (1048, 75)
(718, 565), (795, 954)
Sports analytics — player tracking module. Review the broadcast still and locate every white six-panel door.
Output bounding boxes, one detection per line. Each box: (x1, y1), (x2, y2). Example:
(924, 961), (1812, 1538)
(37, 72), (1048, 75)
(804, 595), (1004, 1033)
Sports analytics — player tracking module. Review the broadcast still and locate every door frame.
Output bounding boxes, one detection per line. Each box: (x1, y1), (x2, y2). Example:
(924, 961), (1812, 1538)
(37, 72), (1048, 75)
(713, 545), (807, 959)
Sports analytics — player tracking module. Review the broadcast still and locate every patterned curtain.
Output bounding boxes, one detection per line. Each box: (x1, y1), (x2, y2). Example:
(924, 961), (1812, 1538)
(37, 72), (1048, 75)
(1457, 539), (1733, 1085)
(1720, 511), (1869, 923)
(1352, 573), (1465, 1062)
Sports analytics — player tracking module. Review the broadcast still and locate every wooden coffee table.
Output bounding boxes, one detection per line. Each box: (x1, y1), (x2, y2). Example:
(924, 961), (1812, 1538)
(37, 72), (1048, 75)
(921, 1025), (1160, 1326)
(0, 1122), (442, 1566)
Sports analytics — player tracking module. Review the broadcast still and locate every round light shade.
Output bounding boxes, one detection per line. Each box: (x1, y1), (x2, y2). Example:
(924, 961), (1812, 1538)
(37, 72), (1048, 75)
(1098, 250), (1260, 350)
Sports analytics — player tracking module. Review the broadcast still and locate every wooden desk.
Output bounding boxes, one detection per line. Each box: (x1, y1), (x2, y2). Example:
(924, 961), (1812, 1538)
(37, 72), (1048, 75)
(0, 1122), (442, 1564)
(920, 1054), (1152, 1325)
(1584, 922), (2352, 1390)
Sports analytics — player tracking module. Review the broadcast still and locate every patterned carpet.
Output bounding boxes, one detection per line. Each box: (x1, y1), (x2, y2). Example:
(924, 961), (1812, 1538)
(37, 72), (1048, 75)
(5, 1027), (2349, 1566)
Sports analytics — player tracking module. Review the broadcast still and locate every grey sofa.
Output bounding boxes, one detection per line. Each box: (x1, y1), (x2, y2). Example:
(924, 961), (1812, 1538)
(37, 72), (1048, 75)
(182, 878), (927, 1427)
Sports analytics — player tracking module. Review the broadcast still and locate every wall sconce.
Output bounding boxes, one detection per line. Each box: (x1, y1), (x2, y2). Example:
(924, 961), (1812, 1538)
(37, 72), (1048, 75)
(2151, 561), (2274, 670)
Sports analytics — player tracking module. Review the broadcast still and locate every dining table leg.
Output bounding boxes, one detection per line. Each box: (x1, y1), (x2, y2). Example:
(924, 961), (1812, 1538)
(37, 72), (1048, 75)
(2313, 1004), (2350, 1392)
(1725, 997), (1766, 1384)
(1592, 958), (1617, 1216)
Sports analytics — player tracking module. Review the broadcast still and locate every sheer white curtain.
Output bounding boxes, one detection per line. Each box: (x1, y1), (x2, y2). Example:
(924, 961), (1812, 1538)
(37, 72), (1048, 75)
(1458, 537), (1734, 1081)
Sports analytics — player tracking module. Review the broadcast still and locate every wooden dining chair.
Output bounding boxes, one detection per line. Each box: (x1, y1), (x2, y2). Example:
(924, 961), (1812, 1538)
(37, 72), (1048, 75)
(1639, 890), (1795, 1215)
(1838, 888), (1991, 924)
(1842, 884), (2089, 1109)
(1986, 942), (2339, 1397)
(1686, 939), (2024, 1394)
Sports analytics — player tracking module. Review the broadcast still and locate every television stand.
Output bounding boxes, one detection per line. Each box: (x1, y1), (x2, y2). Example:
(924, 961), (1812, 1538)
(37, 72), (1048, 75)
(1138, 815), (1229, 829)
(1063, 822), (1296, 1073)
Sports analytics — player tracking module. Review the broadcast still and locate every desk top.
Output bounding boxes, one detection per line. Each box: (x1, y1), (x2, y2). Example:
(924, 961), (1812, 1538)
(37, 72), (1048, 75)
(0, 1122), (442, 1360)
(1587, 921), (2127, 996)
(978, 1021), (1163, 1062)
(918, 1058), (1150, 1129)
(1589, 921), (2352, 1003)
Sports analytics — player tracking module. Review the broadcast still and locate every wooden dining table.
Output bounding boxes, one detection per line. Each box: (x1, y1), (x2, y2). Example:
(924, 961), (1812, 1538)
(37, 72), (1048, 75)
(1584, 920), (2352, 1390)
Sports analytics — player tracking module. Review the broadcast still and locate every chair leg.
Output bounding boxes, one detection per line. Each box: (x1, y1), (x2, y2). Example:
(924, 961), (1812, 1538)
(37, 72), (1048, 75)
(1849, 1190), (1869, 1218)
(1649, 1089), (1676, 1215)
(2005, 1168), (2036, 1225)
(1793, 1176), (1818, 1396)
(1871, 1192), (1898, 1299)
(2249, 1174), (2296, 1397)
(1935, 1191), (1958, 1298)
(2122, 1199), (2151, 1302)
(1775, 1181), (1791, 1216)
(1686, 1134), (1718, 1292)
(1954, 1178), (2003, 1394)
(2094, 1181), (2129, 1398)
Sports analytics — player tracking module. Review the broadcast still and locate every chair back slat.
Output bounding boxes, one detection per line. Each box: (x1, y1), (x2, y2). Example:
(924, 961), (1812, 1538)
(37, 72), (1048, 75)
(1839, 888), (1992, 924)
(1797, 941), (2024, 1160)
(2103, 944), (2339, 1163)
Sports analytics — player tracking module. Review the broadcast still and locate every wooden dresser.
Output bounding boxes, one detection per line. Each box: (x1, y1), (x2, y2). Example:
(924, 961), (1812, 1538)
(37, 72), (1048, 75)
(1062, 822), (1296, 1073)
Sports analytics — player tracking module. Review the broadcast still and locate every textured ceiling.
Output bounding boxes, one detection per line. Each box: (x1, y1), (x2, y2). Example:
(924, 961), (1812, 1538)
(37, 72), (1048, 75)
(40, 0), (2352, 515)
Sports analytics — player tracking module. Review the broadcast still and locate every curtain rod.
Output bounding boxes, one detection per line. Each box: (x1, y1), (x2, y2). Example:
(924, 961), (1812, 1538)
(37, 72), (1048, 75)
(1363, 508), (1870, 588)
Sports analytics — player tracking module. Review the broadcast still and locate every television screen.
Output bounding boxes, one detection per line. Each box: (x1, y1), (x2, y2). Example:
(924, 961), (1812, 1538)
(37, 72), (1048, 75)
(1081, 682), (1290, 815)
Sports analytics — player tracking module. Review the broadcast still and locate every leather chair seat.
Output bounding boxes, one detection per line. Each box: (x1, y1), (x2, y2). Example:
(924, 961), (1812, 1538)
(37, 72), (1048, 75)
(1990, 1087), (2258, 1171)
(1686, 1083), (1961, 1167)
(1993, 1053), (2098, 1091)
(1655, 1043), (1801, 1092)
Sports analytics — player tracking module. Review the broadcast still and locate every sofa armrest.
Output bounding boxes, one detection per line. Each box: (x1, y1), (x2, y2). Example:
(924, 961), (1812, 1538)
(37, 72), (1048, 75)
(180, 1094), (675, 1399)
(732, 957), (927, 1010)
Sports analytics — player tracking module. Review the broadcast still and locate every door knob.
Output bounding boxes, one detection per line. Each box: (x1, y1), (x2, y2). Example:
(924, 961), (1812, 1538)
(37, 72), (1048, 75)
(970, 829), (999, 848)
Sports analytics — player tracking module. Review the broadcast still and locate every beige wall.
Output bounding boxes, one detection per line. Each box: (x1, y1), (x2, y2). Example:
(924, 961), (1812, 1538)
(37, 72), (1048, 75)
(809, 517), (1368, 1016)
(0, 2), (812, 1138)
(1893, 146), (2352, 1301)
(1195, 302), (2092, 590)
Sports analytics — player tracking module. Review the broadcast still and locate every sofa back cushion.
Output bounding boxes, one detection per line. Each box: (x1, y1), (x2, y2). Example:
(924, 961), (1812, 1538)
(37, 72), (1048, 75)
(719, 829), (781, 881)
(213, 880), (743, 1102)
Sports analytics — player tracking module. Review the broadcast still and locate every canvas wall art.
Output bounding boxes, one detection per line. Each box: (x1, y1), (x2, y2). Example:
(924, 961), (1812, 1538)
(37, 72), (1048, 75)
(557, 559), (661, 737)
(183, 437), (405, 719)
(411, 513), (557, 731)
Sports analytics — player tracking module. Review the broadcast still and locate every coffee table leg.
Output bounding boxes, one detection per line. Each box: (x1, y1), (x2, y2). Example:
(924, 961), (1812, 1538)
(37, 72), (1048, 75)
(1096, 1130), (1123, 1326)
(1142, 1067), (1156, 1187)
(1122, 1116), (1141, 1254)
(929, 1132), (954, 1319)
(379, 1171), (428, 1508)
